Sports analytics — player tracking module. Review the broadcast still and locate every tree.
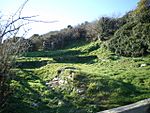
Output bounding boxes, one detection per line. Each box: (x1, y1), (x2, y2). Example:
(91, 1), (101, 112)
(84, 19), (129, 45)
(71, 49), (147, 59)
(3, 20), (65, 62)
(134, 0), (150, 14)
(108, 0), (150, 57)
(29, 34), (44, 51)
(85, 20), (100, 41)
(0, 0), (36, 111)
(86, 17), (123, 41)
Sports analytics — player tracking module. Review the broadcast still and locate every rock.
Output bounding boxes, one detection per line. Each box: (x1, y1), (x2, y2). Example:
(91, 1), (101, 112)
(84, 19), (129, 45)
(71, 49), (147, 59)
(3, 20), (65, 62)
(99, 58), (108, 62)
(59, 79), (66, 84)
(53, 77), (59, 81)
(77, 88), (85, 94)
(58, 100), (64, 106)
(45, 82), (51, 85)
(67, 72), (75, 80)
(141, 64), (147, 67)
(31, 102), (39, 107)
(51, 81), (59, 87)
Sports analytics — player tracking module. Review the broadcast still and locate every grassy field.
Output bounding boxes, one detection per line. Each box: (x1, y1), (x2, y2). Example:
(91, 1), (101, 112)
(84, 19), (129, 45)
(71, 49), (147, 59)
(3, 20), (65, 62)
(5, 40), (150, 113)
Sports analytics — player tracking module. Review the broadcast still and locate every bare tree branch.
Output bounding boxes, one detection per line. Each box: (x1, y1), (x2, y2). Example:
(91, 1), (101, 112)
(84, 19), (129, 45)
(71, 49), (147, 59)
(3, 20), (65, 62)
(23, 19), (59, 23)
(13, 0), (29, 17)
(0, 0), (59, 109)
(0, 0), (32, 109)
(0, 15), (38, 40)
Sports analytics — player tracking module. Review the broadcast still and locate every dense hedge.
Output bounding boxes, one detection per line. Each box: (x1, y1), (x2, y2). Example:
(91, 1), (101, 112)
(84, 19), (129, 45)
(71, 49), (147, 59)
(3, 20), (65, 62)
(108, 22), (150, 56)
(96, 17), (124, 41)
(108, 2), (150, 57)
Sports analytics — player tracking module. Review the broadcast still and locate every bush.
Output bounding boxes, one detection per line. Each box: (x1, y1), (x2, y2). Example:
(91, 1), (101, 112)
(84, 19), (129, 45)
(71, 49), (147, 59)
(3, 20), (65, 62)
(95, 17), (124, 41)
(108, 4), (150, 57)
(108, 22), (150, 57)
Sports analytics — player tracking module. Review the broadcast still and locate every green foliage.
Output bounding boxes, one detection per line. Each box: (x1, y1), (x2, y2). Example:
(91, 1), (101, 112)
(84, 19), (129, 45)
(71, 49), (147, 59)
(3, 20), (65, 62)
(96, 17), (123, 41)
(29, 34), (44, 51)
(134, 0), (150, 15)
(3, 40), (150, 113)
(26, 16), (123, 51)
(0, 36), (30, 111)
(40, 24), (88, 51)
(108, 3), (150, 57)
(109, 22), (150, 56)
(83, 41), (101, 53)
(2, 1), (150, 112)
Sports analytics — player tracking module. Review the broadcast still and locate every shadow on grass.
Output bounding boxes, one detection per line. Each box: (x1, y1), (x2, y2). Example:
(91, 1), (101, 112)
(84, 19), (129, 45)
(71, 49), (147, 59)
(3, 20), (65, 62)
(53, 55), (98, 64)
(4, 69), (86, 113)
(18, 50), (98, 69)
(16, 55), (97, 69)
(63, 39), (90, 50)
(24, 50), (86, 58)
(16, 60), (48, 69)
(4, 69), (149, 113)
(4, 69), (50, 113)
(89, 76), (146, 109)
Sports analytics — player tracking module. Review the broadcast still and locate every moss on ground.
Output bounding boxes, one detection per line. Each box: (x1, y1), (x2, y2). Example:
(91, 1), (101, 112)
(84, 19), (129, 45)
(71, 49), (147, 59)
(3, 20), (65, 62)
(5, 41), (150, 113)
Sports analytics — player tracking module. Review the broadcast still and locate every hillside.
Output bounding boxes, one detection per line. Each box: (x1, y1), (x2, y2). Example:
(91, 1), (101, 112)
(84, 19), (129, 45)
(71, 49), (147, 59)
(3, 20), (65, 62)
(1, 0), (150, 113)
(4, 40), (150, 113)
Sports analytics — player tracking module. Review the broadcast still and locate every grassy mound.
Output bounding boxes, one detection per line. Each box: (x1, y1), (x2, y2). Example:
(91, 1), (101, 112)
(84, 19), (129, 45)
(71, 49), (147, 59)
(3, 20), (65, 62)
(3, 40), (150, 113)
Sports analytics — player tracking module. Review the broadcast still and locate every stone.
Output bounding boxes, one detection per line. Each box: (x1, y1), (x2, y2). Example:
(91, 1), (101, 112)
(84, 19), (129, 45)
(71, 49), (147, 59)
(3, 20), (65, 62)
(45, 82), (51, 85)
(31, 102), (39, 107)
(58, 100), (64, 106)
(59, 79), (66, 84)
(141, 64), (147, 67)
(97, 98), (150, 113)
(77, 88), (85, 94)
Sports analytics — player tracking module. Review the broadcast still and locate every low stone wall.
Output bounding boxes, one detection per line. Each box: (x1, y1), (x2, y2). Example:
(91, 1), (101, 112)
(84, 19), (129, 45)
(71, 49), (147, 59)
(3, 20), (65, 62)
(98, 98), (150, 113)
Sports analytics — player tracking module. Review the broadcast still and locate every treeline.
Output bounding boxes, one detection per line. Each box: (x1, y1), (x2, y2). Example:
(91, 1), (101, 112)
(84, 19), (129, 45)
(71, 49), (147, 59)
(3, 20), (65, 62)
(11, 16), (125, 51)
(29, 15), (127, 51)
(4, 0), (150, 57)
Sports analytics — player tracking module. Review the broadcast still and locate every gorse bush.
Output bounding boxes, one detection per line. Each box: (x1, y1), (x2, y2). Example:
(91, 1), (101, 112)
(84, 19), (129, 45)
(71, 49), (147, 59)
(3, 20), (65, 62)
(109, 22), (150, 56)
(108, 0), (150, 57)
(134, 0), (150, 15)
(96, 17), (124, 41)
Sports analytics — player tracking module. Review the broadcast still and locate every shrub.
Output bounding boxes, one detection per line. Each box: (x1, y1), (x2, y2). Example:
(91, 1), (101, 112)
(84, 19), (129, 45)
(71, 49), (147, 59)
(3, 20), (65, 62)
(96, 17), (124, 41)
(108, 2), (150, 57)
(109, 22), (150, 56)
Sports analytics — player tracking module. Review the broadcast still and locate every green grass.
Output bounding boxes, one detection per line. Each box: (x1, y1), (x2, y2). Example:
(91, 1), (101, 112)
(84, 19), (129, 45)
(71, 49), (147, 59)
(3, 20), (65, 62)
(5, 40), (150, 113)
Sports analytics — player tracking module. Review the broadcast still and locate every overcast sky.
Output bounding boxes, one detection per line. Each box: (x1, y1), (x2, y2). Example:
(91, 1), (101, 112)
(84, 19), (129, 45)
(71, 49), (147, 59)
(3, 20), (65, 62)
(0, 0), (139, 38)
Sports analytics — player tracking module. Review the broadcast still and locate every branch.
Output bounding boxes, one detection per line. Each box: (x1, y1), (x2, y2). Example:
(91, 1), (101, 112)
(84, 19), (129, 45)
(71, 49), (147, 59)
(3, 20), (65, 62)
(23, 19), (59, 23)
(13, 0), (29, 17)
(0, 15), (37, 39)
